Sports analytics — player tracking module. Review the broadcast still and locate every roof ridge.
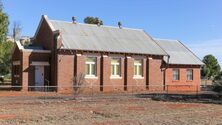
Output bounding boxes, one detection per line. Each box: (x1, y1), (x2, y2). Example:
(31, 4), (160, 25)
(154, 38), (179, 42)
(49, 19), (143, 31)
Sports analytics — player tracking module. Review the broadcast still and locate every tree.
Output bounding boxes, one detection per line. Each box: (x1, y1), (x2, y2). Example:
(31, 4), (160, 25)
(0, 1), (9, 43)
(201, 54), (221, 80)
(0, 1), (12, 76)
(0, 41), (13, 75)
(84, 16), (103, 25)
(12, 21), (22, 42)
(214, 71), (222, 80)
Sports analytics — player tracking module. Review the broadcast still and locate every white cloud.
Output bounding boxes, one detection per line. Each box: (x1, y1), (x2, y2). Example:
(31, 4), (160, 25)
(187, 39), (222, 64)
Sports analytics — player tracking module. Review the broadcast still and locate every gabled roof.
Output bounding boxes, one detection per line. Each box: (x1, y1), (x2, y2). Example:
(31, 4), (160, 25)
(155, 39), (204, 65)
(43, 16), (167, 56)
(12, 41), (51, 53)
(33, 15), (203, 66)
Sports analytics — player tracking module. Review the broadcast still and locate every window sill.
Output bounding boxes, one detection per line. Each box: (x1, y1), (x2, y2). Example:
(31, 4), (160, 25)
(85, 76), (98, 79)
(110, 76), (122, 79)
(133, 76), (144, 79)
(186, 80), (193, 82)
(172, 80), (180, 82)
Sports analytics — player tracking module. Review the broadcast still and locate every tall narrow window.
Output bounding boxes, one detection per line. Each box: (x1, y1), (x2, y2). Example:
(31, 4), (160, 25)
(134, 59), (143, 77)
(111, 58), (121, 77)
(173, 69), (179, 80)
(14, 66), (19, 77)
(187, 69), (193, 81)
(85, 57), (96, 76)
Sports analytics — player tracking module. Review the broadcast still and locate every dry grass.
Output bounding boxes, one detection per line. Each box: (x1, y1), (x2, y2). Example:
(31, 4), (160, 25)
(0, 92), (221, 125)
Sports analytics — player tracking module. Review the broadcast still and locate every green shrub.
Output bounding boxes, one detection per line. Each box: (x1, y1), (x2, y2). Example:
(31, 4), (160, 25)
(212, 82), (222, 93)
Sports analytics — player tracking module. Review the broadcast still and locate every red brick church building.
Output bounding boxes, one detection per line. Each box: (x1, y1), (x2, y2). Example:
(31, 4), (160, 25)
(11, 15), (203, 93)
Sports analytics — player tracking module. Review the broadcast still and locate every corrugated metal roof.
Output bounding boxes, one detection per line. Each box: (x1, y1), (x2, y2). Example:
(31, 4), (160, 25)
(49, 20), (167, 55)
(155, 39), (204, 65)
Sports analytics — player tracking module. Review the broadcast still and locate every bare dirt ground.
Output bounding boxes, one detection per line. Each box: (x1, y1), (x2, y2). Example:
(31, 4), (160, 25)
(0, 92), (222, 125)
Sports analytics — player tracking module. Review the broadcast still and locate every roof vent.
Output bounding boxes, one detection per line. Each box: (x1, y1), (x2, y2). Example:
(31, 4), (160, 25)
(72, 16), (77, 24)
(118, 21), (122, 29)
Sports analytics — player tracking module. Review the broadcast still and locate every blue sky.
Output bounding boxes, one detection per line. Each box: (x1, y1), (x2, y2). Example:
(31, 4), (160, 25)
(2, 0), (222, 63)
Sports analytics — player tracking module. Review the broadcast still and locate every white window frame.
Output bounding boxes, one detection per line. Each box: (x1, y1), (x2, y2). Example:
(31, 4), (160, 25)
(133, 59), (143, 78)
(110, 58), (121, 78)
(85, 57), (97, 78)
(187, 69), (193, 81)
(173, 69), (180, 81)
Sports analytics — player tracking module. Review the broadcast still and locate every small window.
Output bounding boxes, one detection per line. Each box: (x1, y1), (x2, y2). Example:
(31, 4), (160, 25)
(85, 57), (96, 76)
(134, 59), (143, 77)
(187, 69), (193, 81)
(111, 58), (121, 77)
(173, 69), (179, 81)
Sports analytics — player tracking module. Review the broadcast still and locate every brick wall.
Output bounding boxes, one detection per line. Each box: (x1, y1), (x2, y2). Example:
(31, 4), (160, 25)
(165, 65), (201, 92)
(21, 52), (30, 91)
(17, 49), (202, 94)
(148, 57), (164, 91)
(55, 52), (166, 94)
(126, 56), (147, 92)
(77, 53), (101, 93)
(32, 18), (54, 50)
(11, 45), (22, 89)
(57, 54), (74, 93)
(102, 55), (125, 92)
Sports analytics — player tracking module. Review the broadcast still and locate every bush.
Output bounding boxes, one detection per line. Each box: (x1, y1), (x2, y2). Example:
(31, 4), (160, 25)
(72, 73), (85, 99)
(0, 42), (14, 75)
(212, 82), (222, 93)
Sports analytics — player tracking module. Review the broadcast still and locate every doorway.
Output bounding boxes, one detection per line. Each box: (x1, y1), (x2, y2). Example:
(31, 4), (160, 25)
(35, 66), (44, 91)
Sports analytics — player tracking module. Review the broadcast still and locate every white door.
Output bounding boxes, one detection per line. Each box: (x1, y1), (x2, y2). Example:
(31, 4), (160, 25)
(35, 66), (44, 91)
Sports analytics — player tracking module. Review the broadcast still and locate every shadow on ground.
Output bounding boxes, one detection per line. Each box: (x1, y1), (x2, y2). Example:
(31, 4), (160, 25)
(135, 92), (222, 105)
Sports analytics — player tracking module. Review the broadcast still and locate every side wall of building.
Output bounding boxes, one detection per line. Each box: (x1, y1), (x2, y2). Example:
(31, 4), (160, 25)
(148, 56), (165, 91)
(165, 65), (201, 92)
(57, 54), (75, 93)
(56, 51), (165, 93)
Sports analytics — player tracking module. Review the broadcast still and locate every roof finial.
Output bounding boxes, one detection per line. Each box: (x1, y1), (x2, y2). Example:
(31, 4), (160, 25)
(72, 16), (77, 24)
(118, 21), (122, 29)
